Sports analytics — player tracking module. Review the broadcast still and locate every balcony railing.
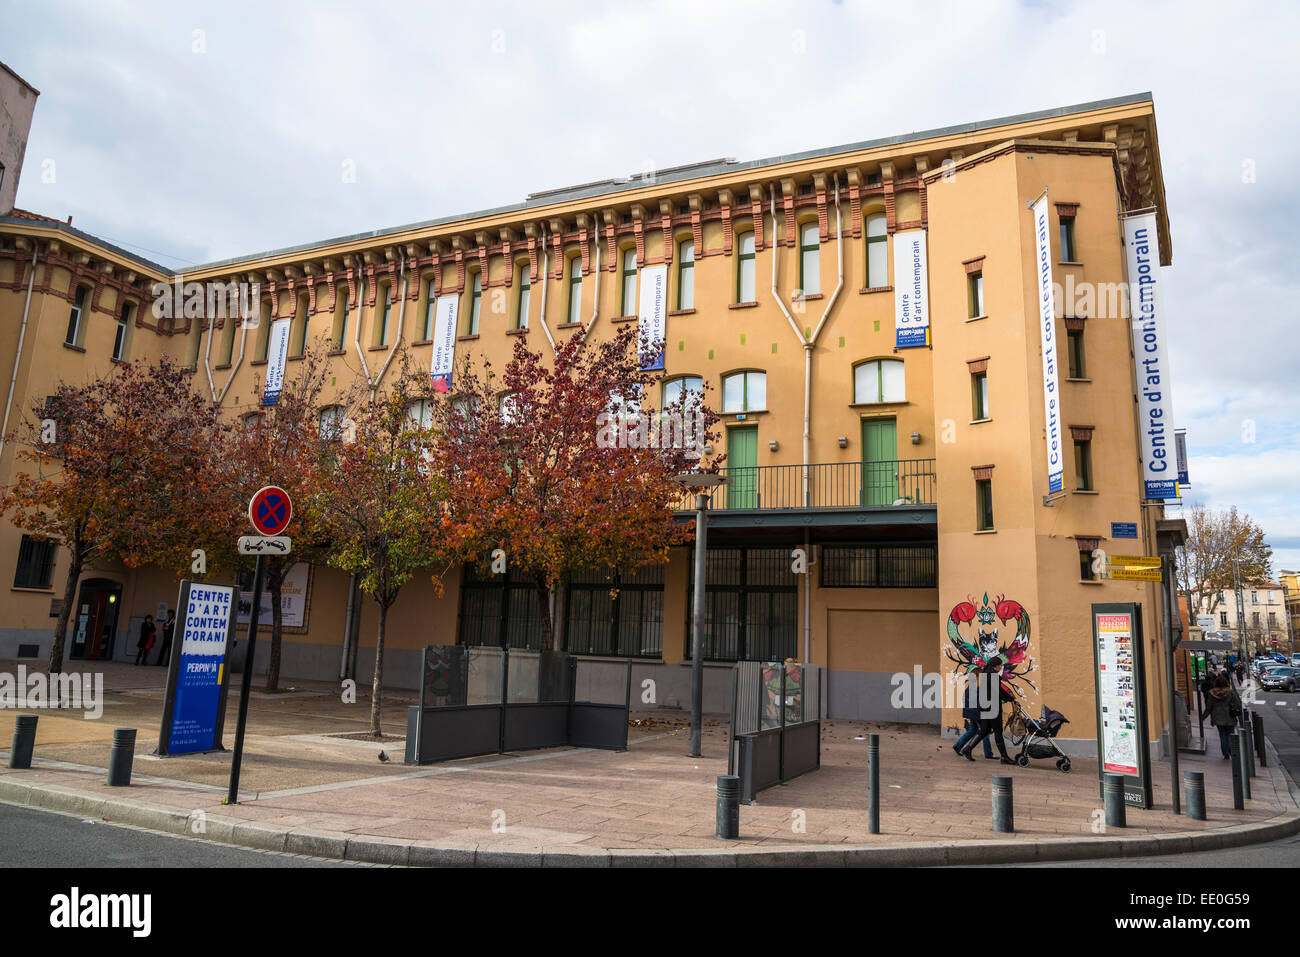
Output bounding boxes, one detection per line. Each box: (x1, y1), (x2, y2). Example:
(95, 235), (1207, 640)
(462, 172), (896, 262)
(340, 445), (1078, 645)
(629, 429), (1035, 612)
(677, 459), (937, 512)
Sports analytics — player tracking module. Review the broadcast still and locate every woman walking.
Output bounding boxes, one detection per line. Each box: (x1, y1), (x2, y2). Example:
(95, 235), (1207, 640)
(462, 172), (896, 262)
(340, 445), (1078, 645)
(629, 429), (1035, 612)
(1200, 673), (1241, 759)
(135, 614), (156, 666)
(953, 669), (994, 759)
(959, 658), (1016, 765)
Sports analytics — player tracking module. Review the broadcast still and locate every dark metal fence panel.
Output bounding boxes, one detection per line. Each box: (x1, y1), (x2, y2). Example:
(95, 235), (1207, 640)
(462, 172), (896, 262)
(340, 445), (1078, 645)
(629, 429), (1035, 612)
(569, 657), (631, 751)
(733, 661), (762, 736)
(781, 721), (821, 782)
(679, 459), (937, 512)
(738, 730), (782, 804)
(820, 544), (938, 588)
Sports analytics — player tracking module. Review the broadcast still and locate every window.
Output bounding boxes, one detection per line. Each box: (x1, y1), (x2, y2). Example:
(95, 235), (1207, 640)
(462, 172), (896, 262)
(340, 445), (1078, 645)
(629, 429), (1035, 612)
(1252, 590), (1258, 603)
(406, 399), (433, 429)
(1252, 612), (1260, 627)
(968, 271), (984, 318)
(565, 565), (665, 658)
(499, 392), (521, 425)
(1060, 217), (1077, 262)
(421, 278), (436, 341)
(290, 294), (308, 357)
(1219, 590), (1226, 601)
(620, 248), (637, 316)
(1079, 549), (1096, 582)
(976, 478), (994, 531)
(853, 358), (905, 404)
(240, 412), (262, 430)
(65, 287), (88, 346)
(1067, 328), (1086, 378)
(254, 300), (271, 361)
(971, 370), (989, 420)
(515, 265), (531, 329)
(1075, 439), (1093, 491)
(1269, 611), (1278, 627)
(864, 213), (887, 288)
(736, 232), (756, 303)
(467, 271), (482, 335)
(685, 547), (798, 661)
(820, 544), (937, 587)
(14, 535), (56, 589)
(319, 405), (345, 440)
(1220, 611), (1228, 626)
(112, 302), (132, 360)
(566, 256), (582, 324)
(662, 375), (704, 409)
(334, 288), (351, 350)
(219, 314), (237, 365)
(377, 285), (392, 346)
(721, 371), (765, 413)
(798, 223), (820, 296)
(677, 239), (695, 310)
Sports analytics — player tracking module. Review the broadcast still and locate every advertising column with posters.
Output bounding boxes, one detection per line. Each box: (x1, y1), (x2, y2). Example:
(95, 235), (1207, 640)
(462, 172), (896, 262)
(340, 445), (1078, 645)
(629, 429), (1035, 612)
(1090, 602), (1153, 808)
(157, 580), (236, 755)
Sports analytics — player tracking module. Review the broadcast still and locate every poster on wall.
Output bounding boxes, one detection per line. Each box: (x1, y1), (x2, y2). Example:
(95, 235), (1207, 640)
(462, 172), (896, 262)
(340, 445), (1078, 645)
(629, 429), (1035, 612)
(237, 562), (309, 629)
(429, 295), (460, 393)
(1122, 209), (1178, 500)
(157, 580), (235, 756)
(1090, 602), (1153, 808)
(637, 263), (668, 371)
(1029, 193), (1064, 495)
(891, 229), (930, 348)
(261, 317), (291, 406)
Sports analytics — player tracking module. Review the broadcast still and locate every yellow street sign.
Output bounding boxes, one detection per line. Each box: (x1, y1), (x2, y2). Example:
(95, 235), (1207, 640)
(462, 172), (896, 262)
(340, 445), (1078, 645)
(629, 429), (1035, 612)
(1109, 567), (1163, 582)
(1109, 555), (1161, 567)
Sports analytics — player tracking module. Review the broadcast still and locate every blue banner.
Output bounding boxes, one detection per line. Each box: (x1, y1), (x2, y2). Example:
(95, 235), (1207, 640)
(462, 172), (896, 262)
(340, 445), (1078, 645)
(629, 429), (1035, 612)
(1110, 522), (1138, 539)
(167, 582), (234, 754)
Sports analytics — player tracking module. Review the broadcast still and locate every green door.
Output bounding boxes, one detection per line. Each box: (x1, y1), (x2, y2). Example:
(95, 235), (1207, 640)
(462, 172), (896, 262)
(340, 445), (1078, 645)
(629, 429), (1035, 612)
(727, 427), (758, 509)
(861, 418), (897, 506)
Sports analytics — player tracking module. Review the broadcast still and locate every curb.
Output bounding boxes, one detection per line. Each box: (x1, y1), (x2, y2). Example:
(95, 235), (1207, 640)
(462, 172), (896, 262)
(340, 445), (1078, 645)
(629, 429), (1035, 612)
(2, 740), (1297, 867)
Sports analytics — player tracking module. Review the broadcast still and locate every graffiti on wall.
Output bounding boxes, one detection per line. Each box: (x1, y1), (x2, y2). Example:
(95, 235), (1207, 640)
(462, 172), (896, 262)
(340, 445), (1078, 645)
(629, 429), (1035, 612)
(945, 593), (1036, 699)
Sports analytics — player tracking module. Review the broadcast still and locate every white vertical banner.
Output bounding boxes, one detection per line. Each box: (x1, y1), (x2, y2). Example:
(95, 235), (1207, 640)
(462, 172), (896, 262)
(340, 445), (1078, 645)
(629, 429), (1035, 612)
(892, 229), (930, 348)
(637, 263), (668, 371)
(429, 295), (459, 393)
(261, 318), (291, 406)
(1030, 194), (1064, 494)
(1123, 210), (1178, 500)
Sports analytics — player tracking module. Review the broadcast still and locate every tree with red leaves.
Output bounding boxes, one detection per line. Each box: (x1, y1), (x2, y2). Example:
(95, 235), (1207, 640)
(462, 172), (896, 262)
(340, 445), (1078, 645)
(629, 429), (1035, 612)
(429, 325), (721, 652)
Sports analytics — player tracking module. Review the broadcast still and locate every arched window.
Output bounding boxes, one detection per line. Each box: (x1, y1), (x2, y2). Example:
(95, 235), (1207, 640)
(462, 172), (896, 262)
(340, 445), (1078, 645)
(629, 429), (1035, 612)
(290, 292), (309, 357)
(620, 248), (637, 316)
(566, 255), (583, 324)
(736, 232), (756, 303)
(333, 287), (351, 351)
(420, 275), (436, 341)
(865, 213), (888, 288)
(254, 298), (272, 362)
(854, 358), (905, 404)
(112, 301), (133, 361)
(516, 263), (531, 329)
(240, 412), (262, 430)
(466, 270), (482, 335)
(65, 286), (89, 346)
(799, 223), (820, 296)
(319, 405), (345, 440)
(406, 398), (433, 429)
(721, 371), (765, 413)
(662, 375), (703, 409)
(499, 392), (522, 425)
(677, 239), (695, 310)
(376, 282), (393, 347)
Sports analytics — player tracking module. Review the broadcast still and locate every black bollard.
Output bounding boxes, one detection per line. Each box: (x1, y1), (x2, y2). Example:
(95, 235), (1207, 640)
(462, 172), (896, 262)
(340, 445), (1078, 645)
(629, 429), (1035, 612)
(1103, 772), (1127, 829)
(1228, 734), (1244, 810)
(1184, 769), (1206, 821)
(1237, 729), (1251, 800)
(1252, 712), (1266, 768)
(715, 774), (739, 839)
(992, 774), (1014, 833)
(107, 728), (137, 787)
(9, 715), (38, 769)
(867, 733), (880, 835)
(1242, 713), (1255, 779)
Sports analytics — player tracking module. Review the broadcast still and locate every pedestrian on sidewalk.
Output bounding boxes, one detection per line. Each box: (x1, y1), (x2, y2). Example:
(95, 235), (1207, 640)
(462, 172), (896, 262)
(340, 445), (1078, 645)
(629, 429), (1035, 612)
(155, 610), (176, 666)
(959, 658), (1016, 765)
(135, 614), (156, 666)
(953, 670), (994, 759)
(1200, 673), (1241, 759)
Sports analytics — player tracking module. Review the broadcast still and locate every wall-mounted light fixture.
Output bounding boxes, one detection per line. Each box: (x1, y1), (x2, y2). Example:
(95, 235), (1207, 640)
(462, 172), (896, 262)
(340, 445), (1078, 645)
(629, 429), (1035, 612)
(837, 436), (848, 449)
(911, 431), (922, 445)
(768, 439), (779, 452)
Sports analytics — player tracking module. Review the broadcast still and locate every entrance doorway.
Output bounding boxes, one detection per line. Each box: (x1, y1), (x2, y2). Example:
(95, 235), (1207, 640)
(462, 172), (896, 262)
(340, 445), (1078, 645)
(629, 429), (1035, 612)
(727, 426), (758, 508)
(861, 417), (898, 506)
(70, 579), (123, 660)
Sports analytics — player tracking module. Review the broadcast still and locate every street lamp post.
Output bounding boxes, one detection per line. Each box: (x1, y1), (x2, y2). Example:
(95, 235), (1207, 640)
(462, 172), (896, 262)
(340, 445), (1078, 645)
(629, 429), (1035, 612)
(672, 471), (727, 759)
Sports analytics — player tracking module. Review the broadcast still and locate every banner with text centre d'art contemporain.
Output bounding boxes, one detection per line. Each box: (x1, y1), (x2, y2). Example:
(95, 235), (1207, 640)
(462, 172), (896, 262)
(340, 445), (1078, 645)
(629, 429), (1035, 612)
(892, 228), (931, 348)
(429, 294), (460, 393)
(1030, 193), (1064, 495)
(638, 263), (668, 372)
(1122, 209), (1179, 500)
(261, 317), (291, 407)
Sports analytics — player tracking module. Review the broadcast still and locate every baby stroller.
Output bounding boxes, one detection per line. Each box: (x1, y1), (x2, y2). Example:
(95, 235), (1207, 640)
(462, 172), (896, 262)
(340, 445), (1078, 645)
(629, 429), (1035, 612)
(1005, 702), (1072, 773)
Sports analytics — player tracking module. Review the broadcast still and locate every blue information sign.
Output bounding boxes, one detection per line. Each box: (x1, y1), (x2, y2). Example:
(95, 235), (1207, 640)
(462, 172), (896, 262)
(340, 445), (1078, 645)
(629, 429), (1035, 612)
(1110, 522), (1139, 539)
(157, 581), (235, 755)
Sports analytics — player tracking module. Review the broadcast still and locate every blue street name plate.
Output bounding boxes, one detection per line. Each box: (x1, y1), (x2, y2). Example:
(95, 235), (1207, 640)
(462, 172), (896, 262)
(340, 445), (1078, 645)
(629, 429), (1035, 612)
(1110, 522), (1138, 539)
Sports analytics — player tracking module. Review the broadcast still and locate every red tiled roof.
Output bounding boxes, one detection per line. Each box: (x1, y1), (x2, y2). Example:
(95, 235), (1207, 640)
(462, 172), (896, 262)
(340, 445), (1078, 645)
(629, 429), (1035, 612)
(8, 208), (65, 224)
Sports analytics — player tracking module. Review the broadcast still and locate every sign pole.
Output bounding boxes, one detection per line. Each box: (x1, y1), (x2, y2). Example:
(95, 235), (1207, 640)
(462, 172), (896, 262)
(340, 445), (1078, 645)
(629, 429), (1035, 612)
(1162, 554), (1181, 814)
(226, 553), (264, 805)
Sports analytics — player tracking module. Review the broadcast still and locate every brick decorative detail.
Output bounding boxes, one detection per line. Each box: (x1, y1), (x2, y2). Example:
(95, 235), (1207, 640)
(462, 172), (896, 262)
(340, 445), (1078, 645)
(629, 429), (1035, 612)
(971, 464), (994, 480)
(783, 192), (796, 247)
(691, 208), (703, 260)
(966, 356), (989, 374)
(963, 256), (985, 274)
(660, 214), (672, 265)
(816, 184), (829, 242)
(1070, 426), (1094, 441)
(1074, 536), (1101, 552)
(751, 196), (765, 252)
(884, 179), (896, 233)
(849, 181), (862, 239)
(1064, 317), (1086, 332)
(1055, 202), (1080, 219)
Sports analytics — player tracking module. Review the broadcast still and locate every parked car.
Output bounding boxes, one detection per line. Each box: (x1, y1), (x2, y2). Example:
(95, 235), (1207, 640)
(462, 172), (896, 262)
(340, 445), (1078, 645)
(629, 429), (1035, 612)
(1291, 653), (1300, 667)
(1261, 667), (1299, 693)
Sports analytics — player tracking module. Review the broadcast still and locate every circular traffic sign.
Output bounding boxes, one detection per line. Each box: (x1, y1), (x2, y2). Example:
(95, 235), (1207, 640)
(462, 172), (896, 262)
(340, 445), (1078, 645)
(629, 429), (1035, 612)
(249, 485), (292, 536)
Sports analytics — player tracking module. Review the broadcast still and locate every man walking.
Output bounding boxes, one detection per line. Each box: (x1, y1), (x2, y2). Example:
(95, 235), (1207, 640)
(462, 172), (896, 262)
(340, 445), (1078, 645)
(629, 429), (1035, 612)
(958, 658), (1016, 765)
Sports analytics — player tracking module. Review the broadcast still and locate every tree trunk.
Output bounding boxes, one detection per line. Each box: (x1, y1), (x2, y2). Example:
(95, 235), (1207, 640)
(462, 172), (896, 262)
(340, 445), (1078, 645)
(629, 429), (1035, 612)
(48, 545), (83, 676)
(536, 576), (556, 652)
(370, 600), (387, 736)
(266, 575), (283, 692)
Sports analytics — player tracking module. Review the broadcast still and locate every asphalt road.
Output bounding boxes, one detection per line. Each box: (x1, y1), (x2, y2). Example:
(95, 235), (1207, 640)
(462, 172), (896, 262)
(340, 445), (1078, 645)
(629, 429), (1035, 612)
(0, 801), (362, 867)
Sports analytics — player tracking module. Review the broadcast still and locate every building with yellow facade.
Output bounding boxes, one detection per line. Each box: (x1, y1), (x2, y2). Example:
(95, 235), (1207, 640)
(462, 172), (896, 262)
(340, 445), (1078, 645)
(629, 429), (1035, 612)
(1, 84), (1189, 754)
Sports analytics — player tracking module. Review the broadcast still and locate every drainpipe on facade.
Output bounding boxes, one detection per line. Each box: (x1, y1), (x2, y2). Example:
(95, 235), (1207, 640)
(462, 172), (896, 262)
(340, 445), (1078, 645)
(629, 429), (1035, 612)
(768, 184), (814, 501)
(804, 175), (846, 504)
(213, 285), (250, 407)
(371, 253), (408, 394)
(536, 224), (558, 354)
(0, 245), (39, 463)
(584, 220), (601, 335)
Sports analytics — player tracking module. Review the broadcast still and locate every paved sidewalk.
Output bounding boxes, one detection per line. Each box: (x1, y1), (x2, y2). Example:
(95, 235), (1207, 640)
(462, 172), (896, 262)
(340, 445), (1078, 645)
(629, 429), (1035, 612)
(1, 659), (1297, 865)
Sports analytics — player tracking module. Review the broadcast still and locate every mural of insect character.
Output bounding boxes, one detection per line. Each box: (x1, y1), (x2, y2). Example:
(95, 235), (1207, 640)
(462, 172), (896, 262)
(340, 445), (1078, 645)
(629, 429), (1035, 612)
(946, 593), (1036, 699)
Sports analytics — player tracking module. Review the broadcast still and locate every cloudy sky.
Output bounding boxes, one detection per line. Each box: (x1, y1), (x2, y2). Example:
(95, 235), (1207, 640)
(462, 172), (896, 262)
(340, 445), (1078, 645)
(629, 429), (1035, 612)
(5, 0), (1298, 571)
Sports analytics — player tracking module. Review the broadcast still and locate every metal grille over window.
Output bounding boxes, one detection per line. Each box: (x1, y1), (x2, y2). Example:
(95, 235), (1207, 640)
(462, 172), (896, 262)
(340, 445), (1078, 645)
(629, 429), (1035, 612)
(687, 547), (798, 661)
(820, 544), (937, 587)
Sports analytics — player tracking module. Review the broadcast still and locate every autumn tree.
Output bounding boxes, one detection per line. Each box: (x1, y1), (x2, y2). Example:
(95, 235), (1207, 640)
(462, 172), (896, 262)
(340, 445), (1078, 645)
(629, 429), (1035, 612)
(1176, 503), (1273, 620)
(311, 350), (449, 735)
(206, 337), (351, 691)
(430, 324), (721, 652)
(0, 357), (226, 674)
